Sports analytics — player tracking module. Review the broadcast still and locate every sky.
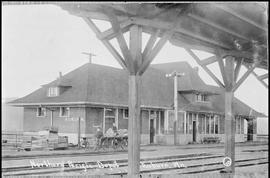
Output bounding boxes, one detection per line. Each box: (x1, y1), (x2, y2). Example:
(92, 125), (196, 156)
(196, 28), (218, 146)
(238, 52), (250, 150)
(2, 4), (268, 130)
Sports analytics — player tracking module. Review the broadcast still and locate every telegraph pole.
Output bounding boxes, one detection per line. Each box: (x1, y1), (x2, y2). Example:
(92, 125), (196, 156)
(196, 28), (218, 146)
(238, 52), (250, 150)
(82, 52), (96, 63)
(166, 71), (185, 145)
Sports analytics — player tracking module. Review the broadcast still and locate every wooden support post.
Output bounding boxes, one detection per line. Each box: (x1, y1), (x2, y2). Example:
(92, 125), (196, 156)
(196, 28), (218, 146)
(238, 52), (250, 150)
(209, 115), (211, 134)
(184, 112), (187, 134)
(127, 24), (143, 177)
(84, 10), (173, 176)
(205, 115), (207, 134)
(196, 113), (199, 137)
(128, 75), (141, 177)
(213, 115), (215, 134)
(50, 110), (54, 127)
(103, 108), (106, 133)
(187, 113), (189, 134)
(174, 74), (178, 145)
(224, 56), (235, 173)
(78, 117), (81, 148)
(116, 108), (119, 129)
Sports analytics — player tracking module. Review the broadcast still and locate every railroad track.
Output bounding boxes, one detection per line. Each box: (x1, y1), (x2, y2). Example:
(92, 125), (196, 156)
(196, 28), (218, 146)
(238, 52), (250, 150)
(2, 149), (128, 161)
(2, 152), (268, 177)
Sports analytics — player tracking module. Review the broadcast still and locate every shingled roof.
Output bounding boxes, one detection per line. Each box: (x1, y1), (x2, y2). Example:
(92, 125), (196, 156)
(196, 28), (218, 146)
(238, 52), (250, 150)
(152, 62), (217, 94)
(9, 63), (173, 109)
(9, 62), (264, 118)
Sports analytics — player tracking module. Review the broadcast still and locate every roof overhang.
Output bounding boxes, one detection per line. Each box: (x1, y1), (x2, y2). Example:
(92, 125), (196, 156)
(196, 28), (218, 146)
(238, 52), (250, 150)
(8, 101), (172, 110)
(59, 2), (268, 70)
(179, 90), (219, 95)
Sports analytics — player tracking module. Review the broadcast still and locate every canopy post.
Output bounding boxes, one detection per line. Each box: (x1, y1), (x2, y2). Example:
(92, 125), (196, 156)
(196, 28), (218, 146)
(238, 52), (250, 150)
(224, 56), (235, 174)
(128, 75), (141, 177)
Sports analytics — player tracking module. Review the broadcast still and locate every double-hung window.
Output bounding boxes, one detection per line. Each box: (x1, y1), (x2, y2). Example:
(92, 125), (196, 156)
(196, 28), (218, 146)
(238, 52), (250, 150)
(48, 87), (59, 97)
(123, 109), (129, 119)
(60, 107), (70, 117)
(37, 107), (46, 117)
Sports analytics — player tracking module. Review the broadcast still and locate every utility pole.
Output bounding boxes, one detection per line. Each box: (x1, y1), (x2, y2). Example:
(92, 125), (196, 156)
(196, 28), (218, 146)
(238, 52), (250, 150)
(82, 52), (96, 63)
(166, 71), (185, 145)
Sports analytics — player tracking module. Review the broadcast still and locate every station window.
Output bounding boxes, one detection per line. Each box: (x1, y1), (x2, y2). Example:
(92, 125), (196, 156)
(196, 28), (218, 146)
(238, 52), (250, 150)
(123, 109), (129, 119)
(167, 111), (174, 134)
(196, 93), (208, 102)
(214, 115), (219, 134)
(210, 115), (215, 134)
(188, 113), (193, 134)
(37, 107), (46, 117)
(48, 87), (59, 97)
(206, 115), (210, 134)
(60, 107), (70, 117)
(198, 114), (205, 134)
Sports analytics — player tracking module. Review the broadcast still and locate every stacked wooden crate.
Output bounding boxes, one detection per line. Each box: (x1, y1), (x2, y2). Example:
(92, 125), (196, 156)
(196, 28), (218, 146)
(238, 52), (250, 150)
(39, 129), (68, 150)
(31, 136), (48, 150)
(20, 128), (68, 151)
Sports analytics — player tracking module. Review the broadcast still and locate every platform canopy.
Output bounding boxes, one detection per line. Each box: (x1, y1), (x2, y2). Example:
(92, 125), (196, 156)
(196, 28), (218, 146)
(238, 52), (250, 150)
(59, 2), (268, 176)
(60, 2), (268, 70)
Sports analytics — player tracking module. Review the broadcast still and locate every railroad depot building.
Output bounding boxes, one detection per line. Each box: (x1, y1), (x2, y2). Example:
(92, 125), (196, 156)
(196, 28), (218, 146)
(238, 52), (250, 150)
(10, 62), (264, 145)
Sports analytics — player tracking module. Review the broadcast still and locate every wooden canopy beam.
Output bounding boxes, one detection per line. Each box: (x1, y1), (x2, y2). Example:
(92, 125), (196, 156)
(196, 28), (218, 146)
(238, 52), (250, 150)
(185, 48), (225, 88)
(234, 58), (243, 82)
(105, 8), (135, 74)
(131, 17), (231, 49)
(138, 30), (173, 75)
(258, 73), (268, 80)
(217, 55), (228, 86)
(188, 13), (252, 43)
(251, 71), (268, 88)
(220, 50), (265, 62)
(130, 25), (143, 71)
(200, 56), (218, 66)
(142, 29), (161, 60)
(83, 17), (127, 70)
(215, 4), (267, 31)
(98, 19), (133, 40)
(232, 62), (259, 92)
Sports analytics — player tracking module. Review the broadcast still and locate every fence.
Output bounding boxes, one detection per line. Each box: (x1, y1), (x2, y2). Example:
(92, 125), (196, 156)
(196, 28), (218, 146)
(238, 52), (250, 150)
(244, 134), (268, 142)
(2, 131), (24, 150)
(256, 134), (268, 142)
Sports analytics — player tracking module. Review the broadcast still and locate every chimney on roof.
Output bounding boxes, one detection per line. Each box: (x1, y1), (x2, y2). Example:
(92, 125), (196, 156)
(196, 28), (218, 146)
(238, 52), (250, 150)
(193, 67), (199, 73)
(59, 72), (62, 79)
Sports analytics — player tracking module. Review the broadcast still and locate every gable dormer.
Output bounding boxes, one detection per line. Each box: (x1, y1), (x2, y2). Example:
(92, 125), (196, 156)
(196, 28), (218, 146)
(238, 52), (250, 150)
(47, 86), (59, 97)
(195, 92), (209, 103)
(46, 72), (72, 97)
